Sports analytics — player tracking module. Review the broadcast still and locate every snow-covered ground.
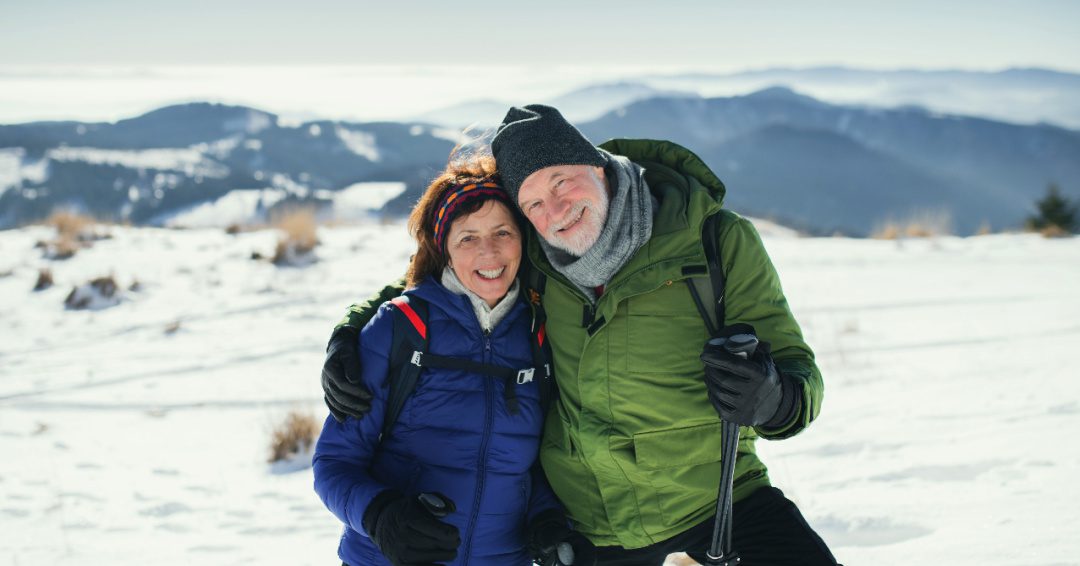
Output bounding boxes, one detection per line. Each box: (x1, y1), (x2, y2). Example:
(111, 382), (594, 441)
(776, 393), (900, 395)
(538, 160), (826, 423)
(1, 221), (1078, 565)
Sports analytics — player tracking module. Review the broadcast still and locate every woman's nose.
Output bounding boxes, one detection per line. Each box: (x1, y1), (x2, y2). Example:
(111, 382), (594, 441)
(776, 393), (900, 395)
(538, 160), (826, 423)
(478, 237), (497, 255)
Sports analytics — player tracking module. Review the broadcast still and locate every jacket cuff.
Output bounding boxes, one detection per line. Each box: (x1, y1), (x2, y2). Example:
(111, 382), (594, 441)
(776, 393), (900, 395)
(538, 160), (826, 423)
(362, 489), (403, 535)
(763, 370), (800, 430)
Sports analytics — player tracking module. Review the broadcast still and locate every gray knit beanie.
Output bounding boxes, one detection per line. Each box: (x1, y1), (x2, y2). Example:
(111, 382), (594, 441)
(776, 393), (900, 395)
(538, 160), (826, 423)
(491, 104), (608, 203)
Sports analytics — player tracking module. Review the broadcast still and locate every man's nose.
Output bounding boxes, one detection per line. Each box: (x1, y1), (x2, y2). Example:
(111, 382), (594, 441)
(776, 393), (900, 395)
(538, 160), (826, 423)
(549, 194), (571, 220)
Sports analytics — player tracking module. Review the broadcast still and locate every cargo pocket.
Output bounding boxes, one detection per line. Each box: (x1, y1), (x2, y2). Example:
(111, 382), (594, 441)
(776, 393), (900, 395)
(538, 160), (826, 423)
(633, 422), (724, 527)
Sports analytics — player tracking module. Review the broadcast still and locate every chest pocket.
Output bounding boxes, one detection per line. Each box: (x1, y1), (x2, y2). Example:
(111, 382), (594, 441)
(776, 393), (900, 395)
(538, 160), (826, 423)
(623, 281), (709, 374)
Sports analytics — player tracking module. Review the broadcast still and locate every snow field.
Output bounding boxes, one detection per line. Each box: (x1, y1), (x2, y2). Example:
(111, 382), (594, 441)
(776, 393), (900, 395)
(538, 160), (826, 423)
(1, 222), (1079, 565)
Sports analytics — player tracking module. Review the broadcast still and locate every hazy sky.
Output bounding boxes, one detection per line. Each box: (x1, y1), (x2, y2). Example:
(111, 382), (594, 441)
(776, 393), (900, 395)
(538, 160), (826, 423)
(2, 0), (1079, 71)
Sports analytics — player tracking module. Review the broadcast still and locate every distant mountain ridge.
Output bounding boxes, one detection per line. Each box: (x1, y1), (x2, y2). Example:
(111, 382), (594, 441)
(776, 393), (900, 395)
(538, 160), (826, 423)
(580, 87), (1080, 234)
(1, 90), (1078, 235)
(0, 103), (457, 225)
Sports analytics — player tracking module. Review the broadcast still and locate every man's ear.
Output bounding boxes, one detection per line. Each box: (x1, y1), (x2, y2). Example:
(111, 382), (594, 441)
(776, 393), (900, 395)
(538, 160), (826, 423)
(594, 165), (611, 195)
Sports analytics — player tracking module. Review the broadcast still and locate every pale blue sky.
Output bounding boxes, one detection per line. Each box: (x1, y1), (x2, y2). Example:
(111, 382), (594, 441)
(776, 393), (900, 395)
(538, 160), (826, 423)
(2, 0), (1078, 71)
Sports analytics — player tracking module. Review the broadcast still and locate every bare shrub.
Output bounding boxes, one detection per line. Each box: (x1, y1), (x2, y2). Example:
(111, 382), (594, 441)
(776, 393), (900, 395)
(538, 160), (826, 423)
(268, 411), (319, 463)
(225, 223), (243, 235)
(64, 275), (120, 310)
(34, 268), (54, 291)
(271, 207), (319, 265)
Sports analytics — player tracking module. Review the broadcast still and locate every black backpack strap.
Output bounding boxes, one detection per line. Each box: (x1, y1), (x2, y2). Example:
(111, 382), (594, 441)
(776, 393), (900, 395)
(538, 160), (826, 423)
(385, 294), (545, 427)
(685, 212), (727, 337)
(523, 263), (557, 414)
(383, 295), (429, 439)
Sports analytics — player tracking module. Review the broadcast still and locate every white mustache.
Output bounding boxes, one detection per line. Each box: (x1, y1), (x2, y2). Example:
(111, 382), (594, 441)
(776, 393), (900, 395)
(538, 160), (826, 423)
(551, 203), (587, 233)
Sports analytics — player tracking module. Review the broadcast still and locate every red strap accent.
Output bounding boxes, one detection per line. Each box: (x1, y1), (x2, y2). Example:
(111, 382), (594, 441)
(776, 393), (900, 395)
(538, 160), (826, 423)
(537, 323), (546, 348)
(390, 297), (427, 340)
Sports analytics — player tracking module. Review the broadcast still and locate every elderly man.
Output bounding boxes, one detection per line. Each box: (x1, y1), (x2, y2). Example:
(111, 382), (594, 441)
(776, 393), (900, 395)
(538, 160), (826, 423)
(322, 105), (838, 565)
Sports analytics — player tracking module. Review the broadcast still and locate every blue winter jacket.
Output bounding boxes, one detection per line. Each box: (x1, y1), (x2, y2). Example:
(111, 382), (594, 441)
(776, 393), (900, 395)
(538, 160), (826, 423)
(313, 277), (561, 566)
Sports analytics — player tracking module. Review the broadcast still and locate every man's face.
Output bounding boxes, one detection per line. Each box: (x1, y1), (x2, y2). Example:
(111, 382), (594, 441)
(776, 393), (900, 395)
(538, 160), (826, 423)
(517, 164), (609, 256)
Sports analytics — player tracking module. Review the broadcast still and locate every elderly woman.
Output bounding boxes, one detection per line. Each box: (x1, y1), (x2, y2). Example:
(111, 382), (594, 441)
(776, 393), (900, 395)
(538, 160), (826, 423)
(314, 157), (593, 566)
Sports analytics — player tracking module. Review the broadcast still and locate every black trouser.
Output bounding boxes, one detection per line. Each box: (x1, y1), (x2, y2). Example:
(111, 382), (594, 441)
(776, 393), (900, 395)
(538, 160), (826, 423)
(593, 487), (839, 566)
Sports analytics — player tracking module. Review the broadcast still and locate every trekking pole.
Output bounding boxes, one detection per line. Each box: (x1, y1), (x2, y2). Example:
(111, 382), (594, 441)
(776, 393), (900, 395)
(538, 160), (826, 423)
(702, 334), (758, 566)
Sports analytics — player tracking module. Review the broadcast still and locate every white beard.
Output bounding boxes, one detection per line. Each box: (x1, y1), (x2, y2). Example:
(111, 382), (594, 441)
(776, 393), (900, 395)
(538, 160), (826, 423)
(544, 189), (610, 257)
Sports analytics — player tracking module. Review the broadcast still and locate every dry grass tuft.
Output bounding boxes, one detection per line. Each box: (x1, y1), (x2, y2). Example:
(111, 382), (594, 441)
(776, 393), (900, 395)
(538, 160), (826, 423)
(46, 210), (94, 239)
(872, 210), (953, 240)
(41, 210), (110, 259)
(271, 208), (319, 265)
(975, 221), (993, 236)
(33, 268), (54, 291)
(1040, 224), (1072, 238)
(872, 224), (901, 240)
(268, 411), (319, 463)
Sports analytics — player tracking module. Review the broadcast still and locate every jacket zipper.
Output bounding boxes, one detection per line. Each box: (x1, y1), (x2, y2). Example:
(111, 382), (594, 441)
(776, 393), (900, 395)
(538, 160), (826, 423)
(461, 332), (494, 564)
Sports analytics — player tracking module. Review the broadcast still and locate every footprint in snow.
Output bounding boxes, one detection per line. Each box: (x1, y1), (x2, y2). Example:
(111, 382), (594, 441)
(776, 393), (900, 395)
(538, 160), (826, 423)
(811, 515), (933, 547)
(139, 502), (192, 517)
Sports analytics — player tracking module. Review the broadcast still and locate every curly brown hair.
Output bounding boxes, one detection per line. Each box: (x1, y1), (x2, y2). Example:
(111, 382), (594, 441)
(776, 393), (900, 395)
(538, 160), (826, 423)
(405, 156), (522, 287)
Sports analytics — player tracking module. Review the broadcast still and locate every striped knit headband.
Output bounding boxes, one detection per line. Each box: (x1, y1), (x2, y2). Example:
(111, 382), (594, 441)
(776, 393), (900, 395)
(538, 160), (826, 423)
(432, 180), (511, 250)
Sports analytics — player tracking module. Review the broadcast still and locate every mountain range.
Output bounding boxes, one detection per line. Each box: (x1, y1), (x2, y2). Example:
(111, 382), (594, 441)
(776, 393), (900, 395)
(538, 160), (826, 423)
(2, 85), (1078, 235)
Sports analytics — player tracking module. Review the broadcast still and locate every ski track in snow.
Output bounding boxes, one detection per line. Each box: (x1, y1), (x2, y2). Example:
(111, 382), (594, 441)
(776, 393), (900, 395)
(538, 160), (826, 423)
(2, 222), (1079, 565)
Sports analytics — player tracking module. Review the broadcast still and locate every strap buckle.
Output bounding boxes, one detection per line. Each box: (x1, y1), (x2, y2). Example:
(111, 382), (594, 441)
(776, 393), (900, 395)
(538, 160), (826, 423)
(410, 351), (423, 367)
(516, 368), (534, 385)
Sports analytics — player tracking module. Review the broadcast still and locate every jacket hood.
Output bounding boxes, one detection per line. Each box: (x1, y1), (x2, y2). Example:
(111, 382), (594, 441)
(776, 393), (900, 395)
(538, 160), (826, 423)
(600, 138), (726, 207)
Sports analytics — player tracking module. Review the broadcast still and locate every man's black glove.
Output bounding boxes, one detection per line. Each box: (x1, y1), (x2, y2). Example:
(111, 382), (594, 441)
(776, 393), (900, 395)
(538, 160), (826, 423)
(322, 325), (373, 422)
(363, 491), (461, 566)
(527, 509), (596, 566)
(700, 325), (797, 428)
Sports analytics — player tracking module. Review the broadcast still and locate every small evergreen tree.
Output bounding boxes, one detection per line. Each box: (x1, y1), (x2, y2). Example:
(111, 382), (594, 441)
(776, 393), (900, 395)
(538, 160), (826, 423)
(1026, 183), (1077, 234)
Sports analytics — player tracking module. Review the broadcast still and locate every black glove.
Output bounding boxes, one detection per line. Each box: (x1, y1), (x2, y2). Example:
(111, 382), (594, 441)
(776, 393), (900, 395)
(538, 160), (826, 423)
(363, 491), (461, 566)
(528, 509), (596, 566)
(700, 325), (797, 428)
(321, 325), (373, 422)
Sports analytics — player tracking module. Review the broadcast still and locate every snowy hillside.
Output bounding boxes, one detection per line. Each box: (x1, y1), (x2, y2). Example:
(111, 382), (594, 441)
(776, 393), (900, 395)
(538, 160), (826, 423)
(1, 221), (1078, 565)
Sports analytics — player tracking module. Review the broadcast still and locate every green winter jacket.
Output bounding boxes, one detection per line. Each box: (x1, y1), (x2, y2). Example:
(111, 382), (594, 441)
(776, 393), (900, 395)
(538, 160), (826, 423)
(335, 139), (823, 550)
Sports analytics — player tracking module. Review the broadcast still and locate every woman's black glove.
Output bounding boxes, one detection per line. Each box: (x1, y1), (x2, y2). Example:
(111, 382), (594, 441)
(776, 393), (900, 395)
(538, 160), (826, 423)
(321, 325), (373, 422)
(700, 325), (797, 428)
(528, 509), (596, 566)
(363, 491), (460, 566)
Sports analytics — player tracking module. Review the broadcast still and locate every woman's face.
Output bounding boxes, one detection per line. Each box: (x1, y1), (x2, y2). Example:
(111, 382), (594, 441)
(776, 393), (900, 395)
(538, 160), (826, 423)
(445, 200), (522, 308)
